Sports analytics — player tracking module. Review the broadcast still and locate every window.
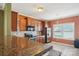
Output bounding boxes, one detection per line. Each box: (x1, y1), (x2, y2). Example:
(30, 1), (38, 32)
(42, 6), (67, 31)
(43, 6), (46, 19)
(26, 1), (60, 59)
(53, 23), (75, 40)
(53, 24), (63, 39)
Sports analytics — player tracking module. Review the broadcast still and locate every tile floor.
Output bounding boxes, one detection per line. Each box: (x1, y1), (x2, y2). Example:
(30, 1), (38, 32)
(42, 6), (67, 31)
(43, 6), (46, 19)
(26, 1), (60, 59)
(44, 42), (79, 56)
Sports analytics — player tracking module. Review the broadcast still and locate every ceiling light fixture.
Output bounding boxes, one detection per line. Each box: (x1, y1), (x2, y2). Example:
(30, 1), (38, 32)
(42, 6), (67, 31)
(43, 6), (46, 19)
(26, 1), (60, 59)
(36, 6), (44, 12)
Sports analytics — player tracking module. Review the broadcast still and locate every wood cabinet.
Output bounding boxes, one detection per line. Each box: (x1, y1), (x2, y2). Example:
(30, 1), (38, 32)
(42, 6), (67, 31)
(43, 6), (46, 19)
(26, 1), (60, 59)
(18, 15), (37, 31)
(27, 17), (43, 30)
(11, 11), (17, 31)
(18, 15), (44, 32)
(27, 17), (36, 26)
(11, 11), (45, 33)
(13, 13), (45, 32)
(18, 15), (27, 31)
(27, 17), (33, 26)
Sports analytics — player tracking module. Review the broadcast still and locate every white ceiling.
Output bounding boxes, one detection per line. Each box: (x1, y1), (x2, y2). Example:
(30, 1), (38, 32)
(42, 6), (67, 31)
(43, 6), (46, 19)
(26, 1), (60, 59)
(0, 3), (78, 20)
(12, 3), (79, 20)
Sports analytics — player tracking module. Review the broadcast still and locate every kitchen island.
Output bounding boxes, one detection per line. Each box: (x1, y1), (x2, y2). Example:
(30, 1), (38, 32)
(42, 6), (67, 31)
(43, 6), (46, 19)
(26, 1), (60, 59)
(3, 36), (52, 56)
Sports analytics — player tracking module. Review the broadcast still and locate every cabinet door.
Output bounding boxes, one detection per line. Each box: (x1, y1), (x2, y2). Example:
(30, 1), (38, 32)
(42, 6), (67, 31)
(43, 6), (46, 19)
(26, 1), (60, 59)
(19, 15), (27, 31)
(11, 11), (17, 31)
(37, 21), (43, 31)
(27, 17), (32, 26)
(27, 17), (35, 26)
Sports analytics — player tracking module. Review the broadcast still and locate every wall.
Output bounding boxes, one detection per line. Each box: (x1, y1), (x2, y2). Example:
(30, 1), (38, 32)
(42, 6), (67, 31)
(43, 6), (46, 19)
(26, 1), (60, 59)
(48, 16), (79, 45)
(4, 3), (11, 37)
(4, 3), (12, 52)
(0, 3), (11, 55)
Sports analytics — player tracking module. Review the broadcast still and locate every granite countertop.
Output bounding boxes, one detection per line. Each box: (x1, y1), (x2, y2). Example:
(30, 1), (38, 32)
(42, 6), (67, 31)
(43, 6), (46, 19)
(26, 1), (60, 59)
(4, 36), (52, 56)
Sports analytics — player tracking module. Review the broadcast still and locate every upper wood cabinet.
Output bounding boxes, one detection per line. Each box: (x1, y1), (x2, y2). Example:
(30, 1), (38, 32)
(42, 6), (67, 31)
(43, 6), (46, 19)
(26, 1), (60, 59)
(27, 17), (36, 26)
(27, 18), (44, 31)
(16, 14), (45, 31)
(18, 15), (27, 31)
(11, 11), (18, 31)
